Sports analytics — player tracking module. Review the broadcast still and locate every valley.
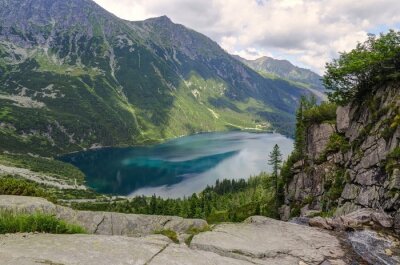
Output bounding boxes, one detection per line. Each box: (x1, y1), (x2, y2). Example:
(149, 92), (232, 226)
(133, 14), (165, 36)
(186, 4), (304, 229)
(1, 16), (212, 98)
(0, 0), (399, 264)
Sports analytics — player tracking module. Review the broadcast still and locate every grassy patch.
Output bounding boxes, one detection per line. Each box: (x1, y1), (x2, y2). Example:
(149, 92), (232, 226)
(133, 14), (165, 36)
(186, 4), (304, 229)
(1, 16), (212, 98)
(303, 102), (337, 124)
(184, 225), (211, 245)
(0, 210), (86, 234)
(385, 147), (400, 174)
(154, 229), (179, 243)
(0, 153), (85, 185)
(0, 176), (56, 202)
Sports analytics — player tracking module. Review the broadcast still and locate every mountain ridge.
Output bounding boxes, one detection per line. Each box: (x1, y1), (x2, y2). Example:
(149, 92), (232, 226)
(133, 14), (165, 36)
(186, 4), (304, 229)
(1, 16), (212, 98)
(235, 55), (325, 91)
(0, 0), (312, 156)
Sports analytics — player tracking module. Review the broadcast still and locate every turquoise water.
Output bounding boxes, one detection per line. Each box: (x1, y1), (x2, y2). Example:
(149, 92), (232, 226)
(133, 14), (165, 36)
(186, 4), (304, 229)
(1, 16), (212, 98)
(60, 132), (293, 198)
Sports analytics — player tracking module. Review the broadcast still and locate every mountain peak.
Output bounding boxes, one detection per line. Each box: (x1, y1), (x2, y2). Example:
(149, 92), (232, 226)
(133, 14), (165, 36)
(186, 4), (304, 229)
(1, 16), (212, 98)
(236, 55), (324, 91)
(144, 15), (174, 25)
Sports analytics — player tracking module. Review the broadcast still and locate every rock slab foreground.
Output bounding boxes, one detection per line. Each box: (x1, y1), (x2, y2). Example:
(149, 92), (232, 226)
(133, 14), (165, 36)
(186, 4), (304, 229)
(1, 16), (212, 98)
(0, 196), (348, 264)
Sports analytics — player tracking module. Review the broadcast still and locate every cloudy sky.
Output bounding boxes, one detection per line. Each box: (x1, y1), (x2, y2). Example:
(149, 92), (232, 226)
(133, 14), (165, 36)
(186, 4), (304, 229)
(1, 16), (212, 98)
(93, 0), (400, 74)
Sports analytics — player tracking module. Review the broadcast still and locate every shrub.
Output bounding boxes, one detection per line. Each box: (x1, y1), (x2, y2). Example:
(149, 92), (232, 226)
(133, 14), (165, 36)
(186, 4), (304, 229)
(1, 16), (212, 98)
(324, 30), (400, 105)
(303, 102), (337, 124)
(0, 176), (56, 202)
(0, 211), (86, 234)
(385, 147), (400, 174)
(325, 133), (350, 154)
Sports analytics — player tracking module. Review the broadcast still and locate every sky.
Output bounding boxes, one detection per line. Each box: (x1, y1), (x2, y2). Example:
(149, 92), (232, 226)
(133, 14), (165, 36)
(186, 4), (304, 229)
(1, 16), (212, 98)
(92, 0), (400, 74)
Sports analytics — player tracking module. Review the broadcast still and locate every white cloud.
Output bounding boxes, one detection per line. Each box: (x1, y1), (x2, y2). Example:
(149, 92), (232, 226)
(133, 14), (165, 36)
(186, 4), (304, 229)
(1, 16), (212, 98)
(93, 0), (400, 74)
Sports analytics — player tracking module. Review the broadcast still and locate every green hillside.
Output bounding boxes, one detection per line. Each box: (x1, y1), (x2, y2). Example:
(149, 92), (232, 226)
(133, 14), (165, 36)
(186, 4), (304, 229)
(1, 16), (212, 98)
(0, 0), (311, 156)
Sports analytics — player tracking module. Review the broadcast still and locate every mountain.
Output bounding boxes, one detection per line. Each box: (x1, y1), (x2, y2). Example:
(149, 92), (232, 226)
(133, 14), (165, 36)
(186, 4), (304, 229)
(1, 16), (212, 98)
(0, 0), (311, 156)
(235, 55), (325, 91)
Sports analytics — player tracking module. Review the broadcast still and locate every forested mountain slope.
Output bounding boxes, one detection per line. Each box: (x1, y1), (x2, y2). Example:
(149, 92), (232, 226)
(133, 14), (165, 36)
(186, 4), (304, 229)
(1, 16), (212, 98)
(0, 0), (311, 156)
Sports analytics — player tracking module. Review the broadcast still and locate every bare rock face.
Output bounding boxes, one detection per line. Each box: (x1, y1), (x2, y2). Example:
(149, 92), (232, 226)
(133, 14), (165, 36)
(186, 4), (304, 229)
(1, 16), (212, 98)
(336, 105), (351, 133)
(307, 123), (336, 160)
(0, 195), (208, 236)
(191, 216), (345, 265)
(283, 83), (400, 228)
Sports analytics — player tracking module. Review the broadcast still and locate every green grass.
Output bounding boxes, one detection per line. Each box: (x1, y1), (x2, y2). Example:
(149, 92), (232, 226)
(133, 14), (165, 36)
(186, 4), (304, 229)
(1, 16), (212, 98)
(154, 229), (179, 243)
(0, 176), (101, 201)
(0, 154), (85, 185)
(0, 176), (56, 202)
(184, 225), (211, 245)
(0, 210), (86, 234)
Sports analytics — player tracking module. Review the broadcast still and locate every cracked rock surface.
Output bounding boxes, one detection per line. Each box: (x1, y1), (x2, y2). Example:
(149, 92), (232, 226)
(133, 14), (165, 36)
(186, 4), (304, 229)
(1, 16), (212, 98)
(0, 196), (348, 264)
(0, 195), (207, 236)
(191, 216), (345, 265)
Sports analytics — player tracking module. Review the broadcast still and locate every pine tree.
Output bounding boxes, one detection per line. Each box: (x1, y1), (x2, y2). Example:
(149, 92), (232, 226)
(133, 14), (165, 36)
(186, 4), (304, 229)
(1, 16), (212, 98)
(268, 144), (283, 213)
(294, 97), (306, 158)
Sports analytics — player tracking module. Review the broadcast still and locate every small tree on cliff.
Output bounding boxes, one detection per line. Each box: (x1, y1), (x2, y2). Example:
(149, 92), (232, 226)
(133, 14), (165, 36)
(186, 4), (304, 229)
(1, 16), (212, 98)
(268, 144), (283, 212)
(324, 30), (400, 105)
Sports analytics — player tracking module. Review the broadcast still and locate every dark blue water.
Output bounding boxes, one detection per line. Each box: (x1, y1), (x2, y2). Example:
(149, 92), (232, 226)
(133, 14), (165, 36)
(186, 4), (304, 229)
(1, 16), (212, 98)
(60, 132), (293, 198)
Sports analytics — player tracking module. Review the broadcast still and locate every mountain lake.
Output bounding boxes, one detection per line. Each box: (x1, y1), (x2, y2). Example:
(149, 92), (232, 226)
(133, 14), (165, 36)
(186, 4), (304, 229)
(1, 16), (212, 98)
(60, 132), (294, 198)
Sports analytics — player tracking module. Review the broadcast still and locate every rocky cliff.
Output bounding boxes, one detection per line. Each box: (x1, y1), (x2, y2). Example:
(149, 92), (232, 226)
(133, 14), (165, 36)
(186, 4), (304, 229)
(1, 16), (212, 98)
(281, 82), (400, 228)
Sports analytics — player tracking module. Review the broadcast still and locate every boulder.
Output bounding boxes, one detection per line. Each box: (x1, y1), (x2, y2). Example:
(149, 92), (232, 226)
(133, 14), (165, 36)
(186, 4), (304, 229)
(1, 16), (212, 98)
(0, 195), (208, 236)
(312, 209), (393, 232)
(191, 216), (345, 265)
(339, 208), (375, 228)
(371, 212), (393, 228)
(309, 216), (333, 230)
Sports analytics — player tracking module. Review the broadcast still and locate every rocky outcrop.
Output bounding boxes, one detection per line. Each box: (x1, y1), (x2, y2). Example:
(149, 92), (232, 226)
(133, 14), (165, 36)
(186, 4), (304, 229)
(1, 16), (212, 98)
(0, 195), (207, 236)
(306, 123), (336, 160)
(282, 83), (400, 228)
(0, 196), (355, 264)
(0, 216), (351, 265)
(192, 216), (346, 265)
(309, 208), (394, 231)
(0, 233), (257, 265)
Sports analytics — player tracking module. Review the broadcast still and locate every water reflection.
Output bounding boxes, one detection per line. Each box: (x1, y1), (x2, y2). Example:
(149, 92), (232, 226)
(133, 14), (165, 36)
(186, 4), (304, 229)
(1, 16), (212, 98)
(60, 132), (293, 198)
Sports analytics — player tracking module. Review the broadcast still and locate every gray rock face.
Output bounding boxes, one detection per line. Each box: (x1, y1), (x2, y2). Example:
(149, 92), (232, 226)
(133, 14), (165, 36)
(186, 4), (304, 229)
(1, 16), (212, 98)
(341, 184), (360, 200)
(191, 216), (345, 265)
(283, 83), (400, 229)
(307, 123), (336, 160)
(336, 104), (351, 133)
(0, 195), (208, 236)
